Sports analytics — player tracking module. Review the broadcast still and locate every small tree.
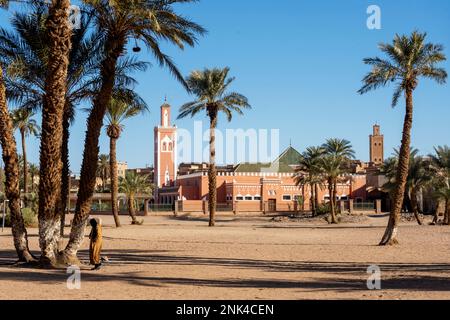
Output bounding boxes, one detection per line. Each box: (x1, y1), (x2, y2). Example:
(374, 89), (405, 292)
(429, 146), (450, 225)
(97, 154), (110, 192)
(382, 149), (432, 225)
(11, 108), (40, 195)
(294, 146), (325, 216)
(106, 92), (148, 228)
(119, 171), (152, 225)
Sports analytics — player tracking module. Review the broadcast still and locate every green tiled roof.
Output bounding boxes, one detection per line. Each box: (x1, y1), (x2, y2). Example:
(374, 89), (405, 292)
(234, 147), (301, 173)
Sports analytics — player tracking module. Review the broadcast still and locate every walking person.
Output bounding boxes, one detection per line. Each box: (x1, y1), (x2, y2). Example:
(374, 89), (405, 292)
(89, 218), (103, 270)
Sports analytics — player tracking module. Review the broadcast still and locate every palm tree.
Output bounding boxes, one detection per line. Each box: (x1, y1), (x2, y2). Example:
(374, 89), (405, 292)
(433, 183), (450, 225)
(322, 138), (355, 213)
(37, 0), (73, 265)
(97, 154), (110, 192)
(0, 4), (110, 238)
(0, 3), (151, 237)
(11, 108), (40, 195)
(294, 146), (325, 216)
(119, 171), (152, 225)
(0, 1), (34, 263)
(382, 149), (432, 225)
(106, 93), (148, 228)
(407, 156), (432, 225)
(63, 0), (205, 263)
(320, 155), (342, 224)
(359, 31), (447, 245)
(28, 163), (39, 193)
(0, 65), (34, 262)
(178, 67), (251, 226)
(0, 0), (72, 264)
(429, 146), (450, 225)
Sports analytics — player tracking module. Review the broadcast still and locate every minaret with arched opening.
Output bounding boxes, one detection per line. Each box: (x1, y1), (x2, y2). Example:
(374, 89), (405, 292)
(154, 101), (178, 195)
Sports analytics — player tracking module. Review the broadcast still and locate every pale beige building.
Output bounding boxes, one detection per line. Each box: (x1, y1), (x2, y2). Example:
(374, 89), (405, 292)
(117, 161), (128, 179)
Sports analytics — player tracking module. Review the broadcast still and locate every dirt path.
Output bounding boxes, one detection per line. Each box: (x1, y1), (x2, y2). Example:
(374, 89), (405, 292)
(0, 214), (449, 300)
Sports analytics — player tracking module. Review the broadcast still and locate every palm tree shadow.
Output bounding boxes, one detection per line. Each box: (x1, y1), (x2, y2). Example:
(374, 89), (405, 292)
(1, 249), (450, 292)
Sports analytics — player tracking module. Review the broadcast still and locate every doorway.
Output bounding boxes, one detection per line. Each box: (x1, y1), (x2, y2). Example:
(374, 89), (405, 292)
(268, 199), (277, 212)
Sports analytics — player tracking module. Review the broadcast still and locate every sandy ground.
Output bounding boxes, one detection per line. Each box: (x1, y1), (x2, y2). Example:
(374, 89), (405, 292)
(1, 213), (450, 300)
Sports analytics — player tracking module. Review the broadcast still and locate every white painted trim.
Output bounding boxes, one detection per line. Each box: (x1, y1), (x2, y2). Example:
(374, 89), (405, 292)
(174, 130), (178, 182)
(157, 131), (161, 188)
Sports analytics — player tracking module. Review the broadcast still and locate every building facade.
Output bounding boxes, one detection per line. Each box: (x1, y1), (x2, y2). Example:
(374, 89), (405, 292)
(154, 103), (385, 211)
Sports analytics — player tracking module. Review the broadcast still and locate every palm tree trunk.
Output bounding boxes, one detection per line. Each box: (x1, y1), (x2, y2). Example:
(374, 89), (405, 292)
(410, 189), (423, 225)
(37, 0), (72, 266)
(102, 170), (106, 192)
(329, 179), (337, 224)
(31, 172), (35, 193)
(0, 168), (3, 194)
(0, 67), (35, 263)
(63, 34), (126, 263)
(444, 199), (450, 225)
(380, 87), (414, 246)
(333, 179), (338, 214)
(301, 185), (305, 212)
(314, 184), (320, 212)
(208, 111), (218, 227)
(310, 183), (316, 217)
(21, 129), (28, 196)
(128, 195), (138, 224)
(60, 106), (70, 237)
(110, 136), (121, 228)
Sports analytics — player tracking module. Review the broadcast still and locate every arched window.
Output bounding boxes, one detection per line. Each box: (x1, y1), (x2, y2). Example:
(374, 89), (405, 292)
(168, 142), (173, 151)
(162, 142), (167, 151)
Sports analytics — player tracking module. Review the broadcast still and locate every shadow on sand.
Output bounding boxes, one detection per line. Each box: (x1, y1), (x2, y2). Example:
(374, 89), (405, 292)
(1, 248), (450, 292)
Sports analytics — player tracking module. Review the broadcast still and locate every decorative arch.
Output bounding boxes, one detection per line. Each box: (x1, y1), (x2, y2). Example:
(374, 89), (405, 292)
(161, 135), (173, 153)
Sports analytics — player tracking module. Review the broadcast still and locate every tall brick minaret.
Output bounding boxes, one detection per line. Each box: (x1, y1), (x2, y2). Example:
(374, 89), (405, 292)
(369, 124), (384, 165)
(154, 101), (177, 192)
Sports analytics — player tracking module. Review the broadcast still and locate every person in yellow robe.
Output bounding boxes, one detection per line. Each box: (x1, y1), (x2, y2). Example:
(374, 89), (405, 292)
(89, 218), (103, 270)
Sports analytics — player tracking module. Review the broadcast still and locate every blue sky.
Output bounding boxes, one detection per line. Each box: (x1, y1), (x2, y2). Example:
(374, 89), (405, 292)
(1, 0), (449, 172)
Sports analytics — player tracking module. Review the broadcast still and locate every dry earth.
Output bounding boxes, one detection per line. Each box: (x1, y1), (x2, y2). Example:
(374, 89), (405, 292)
(1, 213), (449, 300)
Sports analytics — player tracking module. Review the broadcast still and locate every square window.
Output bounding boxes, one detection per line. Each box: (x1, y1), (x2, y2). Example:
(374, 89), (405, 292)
(283, 195), (292, 201)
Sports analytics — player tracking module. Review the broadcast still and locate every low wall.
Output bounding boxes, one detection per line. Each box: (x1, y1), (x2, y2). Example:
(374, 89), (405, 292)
(178, 200), (204, 213)
(276, 202), (299, 212)
(175, 199), (384, 215)
(235, 201), (262, 212)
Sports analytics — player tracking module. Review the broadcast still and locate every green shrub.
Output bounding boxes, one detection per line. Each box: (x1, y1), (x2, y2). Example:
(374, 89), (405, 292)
(3, 208), (38, 228)
(316, 203), (331, 215)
